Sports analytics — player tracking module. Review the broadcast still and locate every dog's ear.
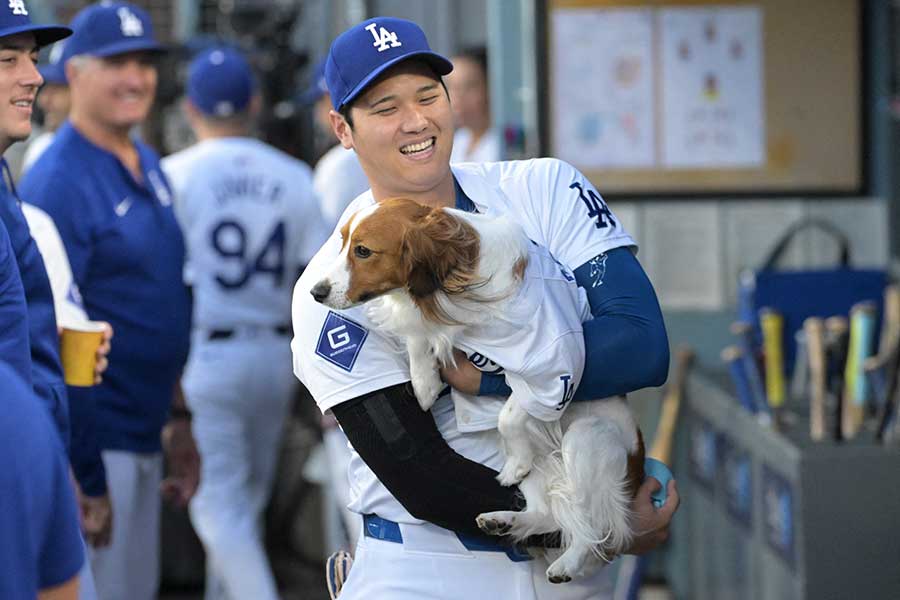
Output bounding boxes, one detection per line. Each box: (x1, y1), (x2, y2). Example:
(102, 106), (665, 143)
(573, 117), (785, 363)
(401, 208), (480, 299)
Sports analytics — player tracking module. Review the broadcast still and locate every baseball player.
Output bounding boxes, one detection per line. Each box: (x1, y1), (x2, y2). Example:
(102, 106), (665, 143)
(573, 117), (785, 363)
(161, 46), (327, 600)
(19, 4), (195, 599)
(446, 46), (501, 163)
(291, 18), (678, 599)
(304, 58), (370, 230)
(0, 362), (85, 600)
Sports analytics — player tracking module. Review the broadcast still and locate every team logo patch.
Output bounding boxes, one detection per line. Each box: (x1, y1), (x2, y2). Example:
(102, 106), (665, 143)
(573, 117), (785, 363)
(365, 22), (401, 52)
(118, 6), (143, 37)
(316, 311), (369, 372)
(556, 374), (576, 411)
(8, 0), (27, 16)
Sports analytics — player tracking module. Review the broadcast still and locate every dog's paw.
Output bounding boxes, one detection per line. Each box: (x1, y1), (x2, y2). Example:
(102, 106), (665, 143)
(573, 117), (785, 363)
(496, 456), (532, 486)
(411, 371), (443, 411)
(476, 511), (515, 536)
(546, 557), (576, 584)
(546, 569), (572, 585)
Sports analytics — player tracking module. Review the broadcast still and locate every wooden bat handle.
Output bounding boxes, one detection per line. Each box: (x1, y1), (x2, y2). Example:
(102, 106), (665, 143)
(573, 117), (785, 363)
(805, 318), (827, 441)
(649, 345), (695, 463)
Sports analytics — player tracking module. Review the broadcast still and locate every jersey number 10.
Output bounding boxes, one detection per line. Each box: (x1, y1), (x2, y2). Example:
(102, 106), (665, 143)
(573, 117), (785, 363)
(210, 220), (286, 289)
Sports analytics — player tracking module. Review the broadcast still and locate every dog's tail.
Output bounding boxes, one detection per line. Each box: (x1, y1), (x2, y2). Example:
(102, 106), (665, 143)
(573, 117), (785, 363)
(548, 417), (635, 563)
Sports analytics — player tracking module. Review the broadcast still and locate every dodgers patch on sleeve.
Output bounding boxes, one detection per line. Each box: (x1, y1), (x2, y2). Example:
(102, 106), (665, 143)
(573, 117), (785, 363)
(315, 311), (369, 372)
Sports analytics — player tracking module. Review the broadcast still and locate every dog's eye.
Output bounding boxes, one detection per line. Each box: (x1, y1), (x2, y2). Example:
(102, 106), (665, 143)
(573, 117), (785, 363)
(354, 245), (372, 259)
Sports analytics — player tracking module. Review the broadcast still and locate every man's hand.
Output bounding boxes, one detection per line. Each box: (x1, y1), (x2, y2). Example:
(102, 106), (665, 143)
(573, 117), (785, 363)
(94, 322), (113, 384)
(160, 418), (200, 508)
(439, 349), (482, 395)
(78, 489), (113, 548)
(624, 477), (679, 555)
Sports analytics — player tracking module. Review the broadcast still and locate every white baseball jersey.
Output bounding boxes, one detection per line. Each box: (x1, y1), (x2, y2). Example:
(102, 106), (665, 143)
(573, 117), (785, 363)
(449, 241), (592, 429)
(291, 157), (635, 524)
(450, 127), (502, 164)
(162, 137), (327, 330)
(312, 144), (370, 231)
(21, 202), (89, 328)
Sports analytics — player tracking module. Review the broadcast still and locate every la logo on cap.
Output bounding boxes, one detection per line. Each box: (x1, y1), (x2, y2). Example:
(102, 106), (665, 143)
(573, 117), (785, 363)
(118, 6), (143, 37)
(8, 0), (27, 16)
(365, 22), (401, 53)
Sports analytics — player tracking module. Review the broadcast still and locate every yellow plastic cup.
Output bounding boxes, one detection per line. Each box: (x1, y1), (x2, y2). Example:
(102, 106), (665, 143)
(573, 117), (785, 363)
(60, 321), (106, 387)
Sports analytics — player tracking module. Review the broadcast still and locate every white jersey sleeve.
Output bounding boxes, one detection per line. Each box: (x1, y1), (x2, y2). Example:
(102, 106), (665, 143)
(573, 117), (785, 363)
(21, 203), (89, 327)
(454, 158), (636, 271)
(291, 195), (411, 414)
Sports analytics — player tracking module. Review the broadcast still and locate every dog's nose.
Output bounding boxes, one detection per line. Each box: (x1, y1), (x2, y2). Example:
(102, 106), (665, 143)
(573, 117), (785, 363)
(310, 281), (331, 303)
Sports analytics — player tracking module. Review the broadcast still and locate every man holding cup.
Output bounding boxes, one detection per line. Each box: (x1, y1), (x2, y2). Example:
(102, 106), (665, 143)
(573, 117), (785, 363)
(20, 3), (197, 598)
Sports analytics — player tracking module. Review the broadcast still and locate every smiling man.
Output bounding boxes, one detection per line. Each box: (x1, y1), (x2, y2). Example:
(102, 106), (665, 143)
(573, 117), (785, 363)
(19, 4), (195, 600)
(0, 5), (87, 600)
(292, 17), (677, 600)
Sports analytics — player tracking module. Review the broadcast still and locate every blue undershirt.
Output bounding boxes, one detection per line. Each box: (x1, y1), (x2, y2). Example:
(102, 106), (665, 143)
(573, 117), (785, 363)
(453, 179), (669, 399)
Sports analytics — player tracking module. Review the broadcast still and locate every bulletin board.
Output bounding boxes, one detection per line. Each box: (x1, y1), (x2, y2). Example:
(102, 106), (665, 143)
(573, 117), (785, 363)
(545, 0), (863, 196)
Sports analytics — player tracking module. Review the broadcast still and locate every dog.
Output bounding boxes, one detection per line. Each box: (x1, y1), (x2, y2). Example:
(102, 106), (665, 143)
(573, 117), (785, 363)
(310, 197), (646, 582)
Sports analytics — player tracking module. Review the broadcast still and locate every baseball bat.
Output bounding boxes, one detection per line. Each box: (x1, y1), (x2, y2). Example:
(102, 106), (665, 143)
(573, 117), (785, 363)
(650, 346), (696, 462)
(825, 316), (849, 441)
(842, 302), (877, 439)
(791, 328), (809, 405)
(759, 308), (787, 410)
(804, 318), (827, 441)
(867, 285), (900, 417)
(722, 345), (758, 415)
(617, 345), (694, 600)
(730, 321), (767, 416)
(873, 286), (900, 441)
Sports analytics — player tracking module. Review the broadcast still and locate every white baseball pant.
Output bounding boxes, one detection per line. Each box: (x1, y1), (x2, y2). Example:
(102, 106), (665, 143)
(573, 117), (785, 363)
(322, 426), (361, 553)
(184, 329), (295, 600)
(337, 519), (616, 600)
(88, 450), (162, 600)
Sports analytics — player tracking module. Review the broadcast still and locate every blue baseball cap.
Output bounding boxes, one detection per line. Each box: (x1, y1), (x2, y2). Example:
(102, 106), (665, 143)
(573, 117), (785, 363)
(187, 46), (256, 117)
(325, 17), (452, 111)
(299, 58), (328, 105)
(64, 2), (164, 61)
(38, 40), (67, 85)
(0, 1), (70, 47)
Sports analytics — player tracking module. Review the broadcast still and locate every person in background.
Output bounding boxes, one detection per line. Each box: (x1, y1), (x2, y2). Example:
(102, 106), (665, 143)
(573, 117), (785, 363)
(162, 46), (326, 600)
(303, 58), (369, 230)
(19, 4), (197, 599)
(22, 39), (70, 174)
(446, 46), (501, 163)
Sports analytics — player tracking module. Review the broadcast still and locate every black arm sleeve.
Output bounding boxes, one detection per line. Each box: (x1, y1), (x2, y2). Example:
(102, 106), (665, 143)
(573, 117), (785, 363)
(330, 383), (524, 538)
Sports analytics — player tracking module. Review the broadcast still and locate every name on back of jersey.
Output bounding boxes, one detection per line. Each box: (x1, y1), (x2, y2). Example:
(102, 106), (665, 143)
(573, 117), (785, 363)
(212, 174), (284, 206)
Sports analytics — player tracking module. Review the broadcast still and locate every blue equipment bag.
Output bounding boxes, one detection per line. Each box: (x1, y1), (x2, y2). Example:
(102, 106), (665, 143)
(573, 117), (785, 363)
(737, 219), (886, 374)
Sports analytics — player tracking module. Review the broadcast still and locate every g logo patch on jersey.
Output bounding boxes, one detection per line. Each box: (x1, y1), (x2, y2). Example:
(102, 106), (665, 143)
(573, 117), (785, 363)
(316, 311), (368, 372)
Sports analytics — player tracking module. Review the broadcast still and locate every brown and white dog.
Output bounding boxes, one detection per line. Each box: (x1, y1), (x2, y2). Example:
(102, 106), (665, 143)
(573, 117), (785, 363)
(311, 197), (645, 582)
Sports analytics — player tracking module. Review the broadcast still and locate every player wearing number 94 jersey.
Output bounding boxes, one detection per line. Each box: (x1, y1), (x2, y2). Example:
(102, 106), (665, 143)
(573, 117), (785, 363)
(160, 47), (327, 600)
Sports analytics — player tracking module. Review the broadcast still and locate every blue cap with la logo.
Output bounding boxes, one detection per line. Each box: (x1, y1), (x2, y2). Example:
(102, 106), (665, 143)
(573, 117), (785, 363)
(0, 0), (70, 46)
(325, 17), (452, 111)
(64, 1), (164, 61)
